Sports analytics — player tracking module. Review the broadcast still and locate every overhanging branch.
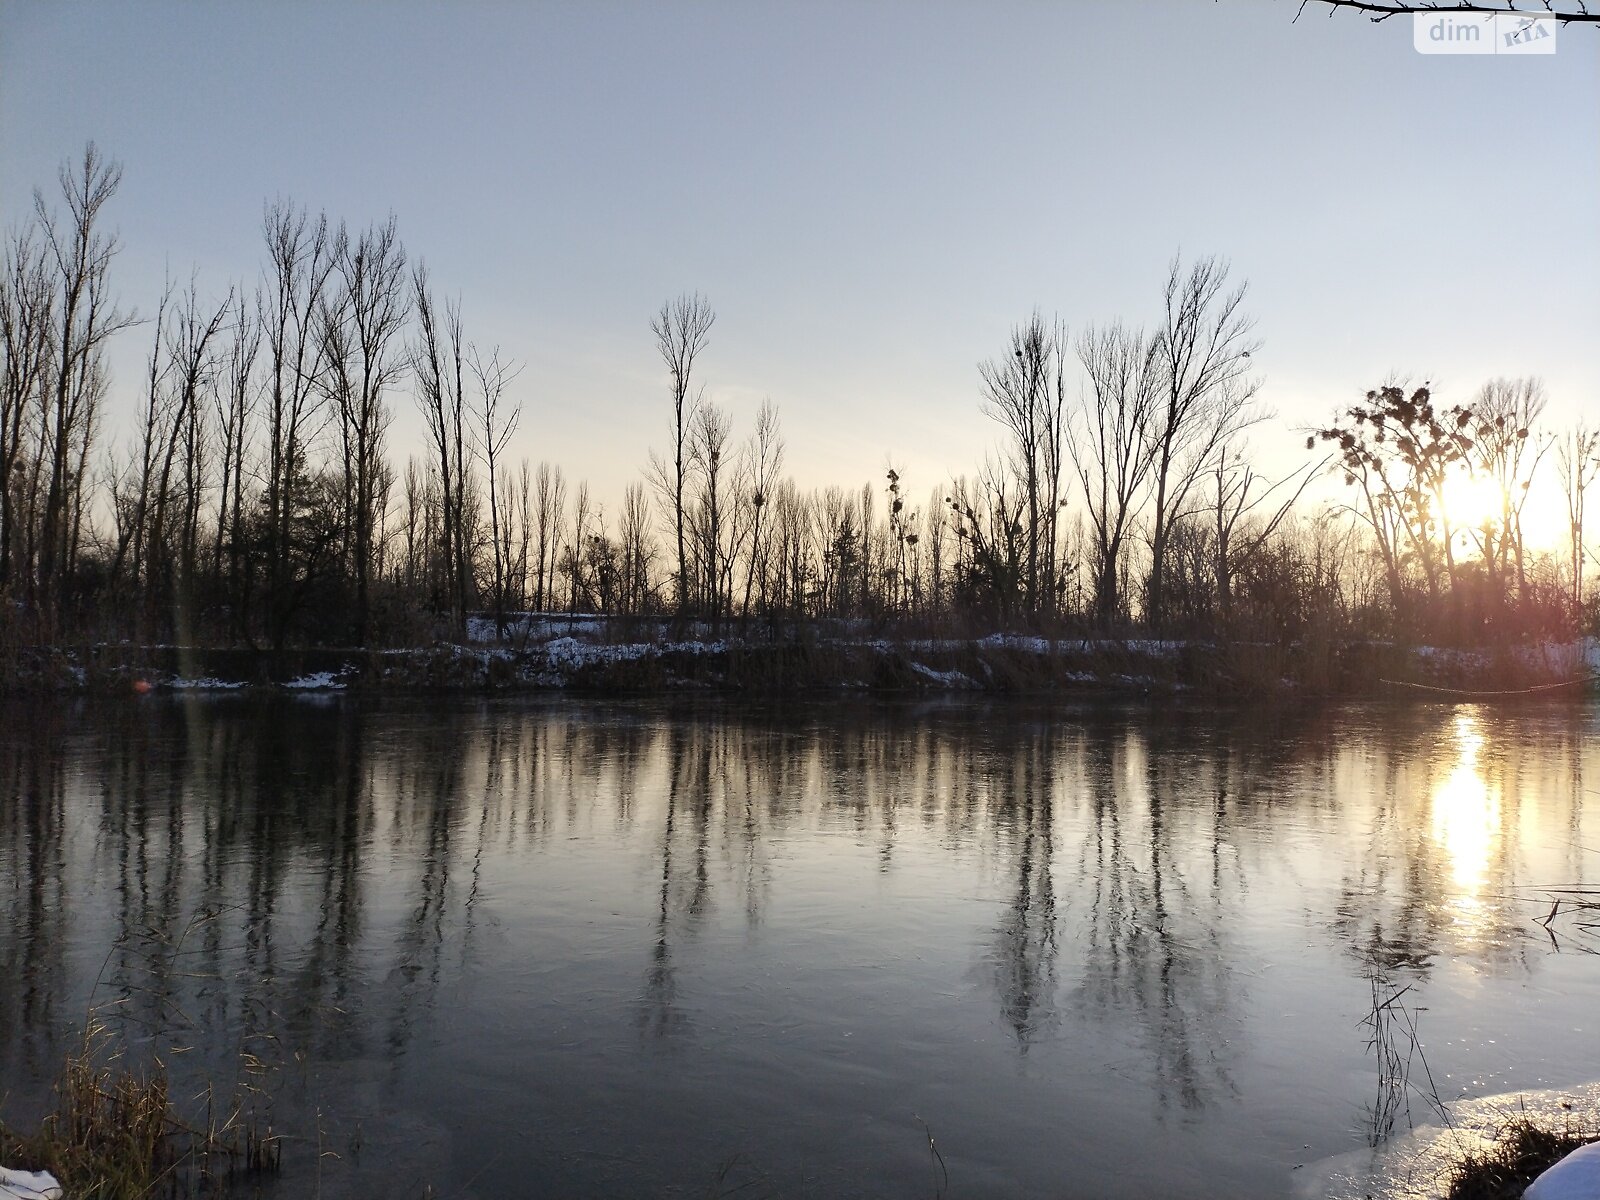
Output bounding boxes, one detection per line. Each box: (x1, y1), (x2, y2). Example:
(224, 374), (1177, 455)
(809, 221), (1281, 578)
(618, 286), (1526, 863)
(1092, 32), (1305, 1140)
(1293, 0), (1597, 24)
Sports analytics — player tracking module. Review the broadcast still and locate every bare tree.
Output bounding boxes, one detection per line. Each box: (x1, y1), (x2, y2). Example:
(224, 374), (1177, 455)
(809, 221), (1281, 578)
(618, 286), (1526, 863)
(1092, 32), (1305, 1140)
(323, 216), (408, 645)
(1073, 321), (1161, 624)
(769, 480), (813, 619)
(980, 312), (1068, 616)
(261, 201), (337, 651)
(1207, 448), (1323, 626)
(619, 480), (655, 614)
(469, 345), (522, 636)
(34, 143), (135, 624)
(115, 281), (174, 597)
(1466, 376), (1549, 600)
(1146, 255), (1261, 626)
(925, 484), (948, 617)
(1557, 424), (1600, 608)
(213, 291), (260, 628)
(514, 459), (534, 609)
(858, 482), (875, 618)
(532, 461), (566, 612)
(400, 455), (427, 592)
(564, 481), (592, 611)
(151, 278), (230, 632)
(946, 461), (1026, 620)
(738, 398), (785, 618)
(411, 263), (472, 633)
(688, 401), (737, 619)
(0, 228), (54, 591)
(649, 292), (714, 614)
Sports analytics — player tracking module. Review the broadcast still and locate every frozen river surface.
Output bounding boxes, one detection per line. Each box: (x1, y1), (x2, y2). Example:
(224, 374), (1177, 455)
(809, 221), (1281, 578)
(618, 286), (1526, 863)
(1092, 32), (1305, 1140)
(1, 694), (1597, 1198)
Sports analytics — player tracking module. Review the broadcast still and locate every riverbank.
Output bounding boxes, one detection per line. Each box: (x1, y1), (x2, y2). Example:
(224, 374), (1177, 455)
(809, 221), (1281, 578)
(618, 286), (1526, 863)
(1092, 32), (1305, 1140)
(4, 627), (1597, 699)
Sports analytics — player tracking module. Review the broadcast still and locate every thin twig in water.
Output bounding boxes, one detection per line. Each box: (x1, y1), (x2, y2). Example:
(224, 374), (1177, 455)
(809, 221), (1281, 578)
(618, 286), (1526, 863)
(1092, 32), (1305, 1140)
(914, 1115), (949, 1200)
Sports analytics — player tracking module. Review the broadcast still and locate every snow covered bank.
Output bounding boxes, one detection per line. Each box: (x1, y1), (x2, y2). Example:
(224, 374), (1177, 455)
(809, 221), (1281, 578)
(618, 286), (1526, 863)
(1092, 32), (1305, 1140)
(1527, 1141), (1600, 1199)
(7, 633), (1598, 698)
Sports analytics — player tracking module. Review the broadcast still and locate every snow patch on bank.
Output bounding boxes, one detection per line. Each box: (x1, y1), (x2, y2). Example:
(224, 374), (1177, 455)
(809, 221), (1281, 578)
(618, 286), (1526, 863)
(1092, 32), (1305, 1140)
(283, 670), (349, 691)
(908, 662), (977, 688)
(539, 636), (731, 674)
(1526, 1141), (1600, 1199)
(0, 1167), (63, 1200)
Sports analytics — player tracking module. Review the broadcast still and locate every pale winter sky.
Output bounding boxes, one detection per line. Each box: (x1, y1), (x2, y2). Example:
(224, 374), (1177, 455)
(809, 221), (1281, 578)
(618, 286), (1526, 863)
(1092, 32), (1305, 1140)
(3, 0), (1597, 528)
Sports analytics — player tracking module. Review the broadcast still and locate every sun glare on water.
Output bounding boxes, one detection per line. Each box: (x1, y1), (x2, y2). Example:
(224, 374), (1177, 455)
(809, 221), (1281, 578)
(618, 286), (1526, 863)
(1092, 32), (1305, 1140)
(1431, 710), (1501, 906)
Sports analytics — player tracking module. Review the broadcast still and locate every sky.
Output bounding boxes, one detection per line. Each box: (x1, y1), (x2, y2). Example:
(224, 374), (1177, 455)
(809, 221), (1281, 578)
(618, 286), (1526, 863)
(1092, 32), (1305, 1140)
(2, 0), (1597, 531)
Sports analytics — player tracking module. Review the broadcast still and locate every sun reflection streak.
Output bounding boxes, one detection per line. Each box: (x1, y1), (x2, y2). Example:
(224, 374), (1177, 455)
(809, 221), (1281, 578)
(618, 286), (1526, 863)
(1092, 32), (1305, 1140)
(1430, 711), (1501, 920)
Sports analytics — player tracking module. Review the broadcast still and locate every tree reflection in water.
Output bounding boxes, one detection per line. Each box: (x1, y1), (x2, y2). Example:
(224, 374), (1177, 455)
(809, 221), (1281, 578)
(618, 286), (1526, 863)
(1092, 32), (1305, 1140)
(0, 695), (1593, 1192)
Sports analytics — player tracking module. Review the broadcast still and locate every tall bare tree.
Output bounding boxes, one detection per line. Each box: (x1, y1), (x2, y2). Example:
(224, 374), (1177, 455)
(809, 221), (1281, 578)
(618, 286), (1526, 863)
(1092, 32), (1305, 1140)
(0, 228), (55, 591)
(564, 481), (592, 611)
(151, 279), (231, 632)
(688, 401), (737, 618)
(649, 292), (714, 614)
(739, 398), (785, 618)
(411, 263), (472, 633)
(1557, 424), (1600, 609)
(261, 201), (337, 652)
(1146, 255), (1261, 626)
(532, 461), (566, 612)
(34, 143), (134, 624)
(470, 345), (523, 635)
(980, 313), (1068, 616)
(1466, 376), (1549, 600)
(322, 217), (408, 645)
(619, 480), (655, 614)
(1073, 321), (1161, 624)
(112, 281), (173, 596)
(214, 291), (260, 628)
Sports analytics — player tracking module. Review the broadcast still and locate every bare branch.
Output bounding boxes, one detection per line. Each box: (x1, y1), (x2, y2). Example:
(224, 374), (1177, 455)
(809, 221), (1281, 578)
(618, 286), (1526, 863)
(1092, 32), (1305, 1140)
(1294, 0), (1598, 24)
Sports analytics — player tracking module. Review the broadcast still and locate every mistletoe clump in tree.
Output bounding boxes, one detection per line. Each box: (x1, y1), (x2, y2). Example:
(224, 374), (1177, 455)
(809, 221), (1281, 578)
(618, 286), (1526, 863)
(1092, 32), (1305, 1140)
(1313, 384), (1480, 627)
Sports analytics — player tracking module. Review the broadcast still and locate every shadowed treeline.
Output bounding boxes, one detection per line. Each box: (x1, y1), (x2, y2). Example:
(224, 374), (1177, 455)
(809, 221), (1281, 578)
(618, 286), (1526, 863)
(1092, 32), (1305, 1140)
(4, 147), (1598, 658)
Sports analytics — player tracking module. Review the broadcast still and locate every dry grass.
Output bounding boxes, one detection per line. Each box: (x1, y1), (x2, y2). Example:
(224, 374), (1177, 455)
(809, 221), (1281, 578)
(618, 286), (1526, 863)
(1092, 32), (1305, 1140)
(2, 910), (285, 1200)
(0, 1019), (280, 1200)
(1445, 1114), (1599, 1200)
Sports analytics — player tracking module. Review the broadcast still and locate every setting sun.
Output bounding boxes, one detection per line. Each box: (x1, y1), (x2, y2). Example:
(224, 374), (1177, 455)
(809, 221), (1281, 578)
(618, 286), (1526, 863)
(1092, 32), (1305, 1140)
(1441, 469), (1505, 534)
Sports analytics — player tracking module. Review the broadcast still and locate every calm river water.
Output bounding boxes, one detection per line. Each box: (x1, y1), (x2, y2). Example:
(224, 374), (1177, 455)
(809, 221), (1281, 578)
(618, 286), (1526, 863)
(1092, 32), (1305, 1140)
(1, 695), (1597, 1198)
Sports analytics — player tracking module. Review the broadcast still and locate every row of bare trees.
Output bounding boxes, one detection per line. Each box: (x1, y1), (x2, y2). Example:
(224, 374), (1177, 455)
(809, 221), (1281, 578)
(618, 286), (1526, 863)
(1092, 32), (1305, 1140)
(3, 145), (1598, 650)
(0, 148), (534, 649)
(953, 256), (1299, 629)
